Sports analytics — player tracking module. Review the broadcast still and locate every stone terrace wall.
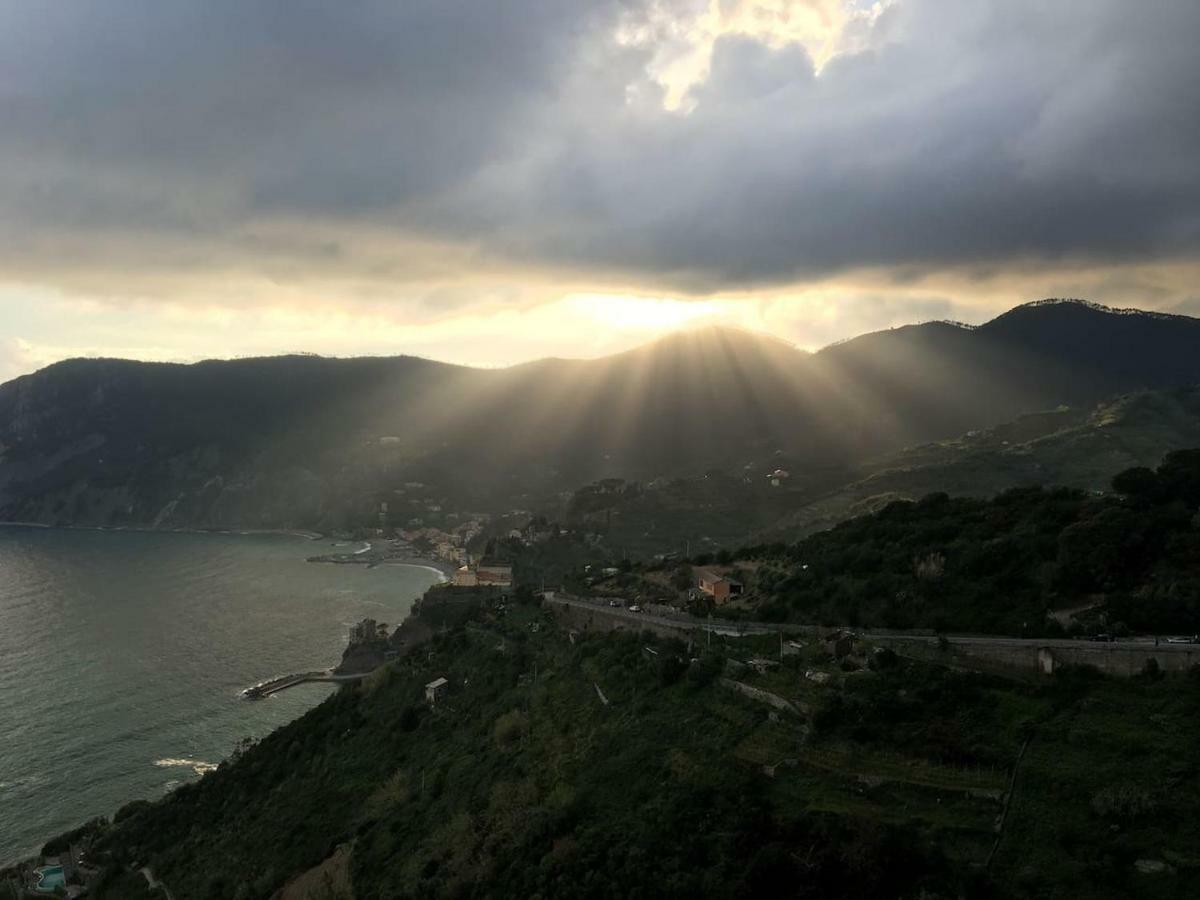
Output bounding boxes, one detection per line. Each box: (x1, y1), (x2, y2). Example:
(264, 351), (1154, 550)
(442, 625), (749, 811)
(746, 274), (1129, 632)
(873, 636), (1200, 678)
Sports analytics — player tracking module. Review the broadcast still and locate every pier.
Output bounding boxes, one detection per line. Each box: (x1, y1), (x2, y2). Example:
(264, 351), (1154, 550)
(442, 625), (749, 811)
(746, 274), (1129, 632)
(241, 669), (367, 699)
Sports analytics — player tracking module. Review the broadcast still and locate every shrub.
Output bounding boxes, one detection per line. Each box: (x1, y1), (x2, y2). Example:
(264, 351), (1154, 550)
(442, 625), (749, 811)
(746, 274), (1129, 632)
(1091, 782), (1159, 821)
(494, 710), (528, 750)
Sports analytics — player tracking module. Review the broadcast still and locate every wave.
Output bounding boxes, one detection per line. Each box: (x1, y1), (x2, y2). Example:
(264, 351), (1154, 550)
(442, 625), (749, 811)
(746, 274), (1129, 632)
(378, 562), (449, 582)
(154, 757), (218, 776)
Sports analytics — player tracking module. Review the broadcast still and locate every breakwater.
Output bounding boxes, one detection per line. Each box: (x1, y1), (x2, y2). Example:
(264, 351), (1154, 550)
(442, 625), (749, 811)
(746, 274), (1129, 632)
(241, 670), (367, 699)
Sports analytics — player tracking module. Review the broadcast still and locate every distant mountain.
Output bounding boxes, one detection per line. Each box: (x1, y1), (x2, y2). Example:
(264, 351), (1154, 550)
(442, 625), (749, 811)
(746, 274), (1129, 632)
(2, 299), (1200, 531)
(760, 384), (1200, 542)
(807, 298), (1200, 451)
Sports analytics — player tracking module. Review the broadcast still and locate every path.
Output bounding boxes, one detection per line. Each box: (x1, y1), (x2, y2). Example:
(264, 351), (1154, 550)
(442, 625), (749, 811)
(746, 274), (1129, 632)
(140, 867), (175, 900)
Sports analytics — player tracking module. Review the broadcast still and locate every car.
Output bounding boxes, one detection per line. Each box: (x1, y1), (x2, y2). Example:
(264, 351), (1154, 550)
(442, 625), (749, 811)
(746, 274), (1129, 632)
(629, 605), (642, 613)
(1089, 633), (1115, 642)
(608, 599), (622, 608)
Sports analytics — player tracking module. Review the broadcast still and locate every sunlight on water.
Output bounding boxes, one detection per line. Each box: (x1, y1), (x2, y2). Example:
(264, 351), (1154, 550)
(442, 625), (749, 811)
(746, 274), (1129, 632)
(0, 526), (440, 865)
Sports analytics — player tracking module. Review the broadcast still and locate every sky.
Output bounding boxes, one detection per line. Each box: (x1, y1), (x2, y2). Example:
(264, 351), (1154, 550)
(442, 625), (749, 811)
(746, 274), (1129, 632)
(2, 0), (1199, 381)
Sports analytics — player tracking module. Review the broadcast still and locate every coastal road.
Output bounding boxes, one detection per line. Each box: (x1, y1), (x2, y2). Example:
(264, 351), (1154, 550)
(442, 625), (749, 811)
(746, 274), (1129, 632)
(548, 594), (779, 637)
(546, 594), (1198, 651)
(862, 632), (1200, 654)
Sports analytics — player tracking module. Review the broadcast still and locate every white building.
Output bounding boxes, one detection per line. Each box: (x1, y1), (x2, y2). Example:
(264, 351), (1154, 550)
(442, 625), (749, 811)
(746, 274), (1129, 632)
(425, 677), (449, 706)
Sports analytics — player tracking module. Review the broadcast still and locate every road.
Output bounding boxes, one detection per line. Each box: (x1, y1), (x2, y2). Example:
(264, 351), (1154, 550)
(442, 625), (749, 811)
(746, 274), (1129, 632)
(140, 867), (175, 900)
(865, 632), (1199, 653)
(548, 594), (779, 637)
(547, 594), (1199, 651)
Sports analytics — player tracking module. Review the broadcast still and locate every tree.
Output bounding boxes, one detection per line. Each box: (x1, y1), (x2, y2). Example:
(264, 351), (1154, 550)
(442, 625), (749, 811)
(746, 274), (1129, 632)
(1157, 450), (1200, 510)
(1112, 466), (1158, 499)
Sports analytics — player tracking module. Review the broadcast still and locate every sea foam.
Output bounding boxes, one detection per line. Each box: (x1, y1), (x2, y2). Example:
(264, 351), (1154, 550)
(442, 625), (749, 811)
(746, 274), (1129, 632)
(154, 757), (218, 776)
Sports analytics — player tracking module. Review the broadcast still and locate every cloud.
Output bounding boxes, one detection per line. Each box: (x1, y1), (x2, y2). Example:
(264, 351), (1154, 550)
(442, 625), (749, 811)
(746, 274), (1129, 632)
(0, 0), (1198, 309)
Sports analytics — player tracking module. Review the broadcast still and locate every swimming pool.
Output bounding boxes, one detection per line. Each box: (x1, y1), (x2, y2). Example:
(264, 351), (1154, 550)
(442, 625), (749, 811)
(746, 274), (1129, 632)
(34, 865), (66, 892)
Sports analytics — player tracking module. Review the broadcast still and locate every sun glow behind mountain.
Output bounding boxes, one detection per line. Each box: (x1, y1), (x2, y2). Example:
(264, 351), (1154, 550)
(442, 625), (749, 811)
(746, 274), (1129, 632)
(2, 2), (1199, 383)
(566, 295), (725, 332)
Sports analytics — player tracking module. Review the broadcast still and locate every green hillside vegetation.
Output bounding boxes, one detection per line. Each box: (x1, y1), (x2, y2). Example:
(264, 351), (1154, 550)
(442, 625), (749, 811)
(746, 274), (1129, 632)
(764, 386), (1200, 542)
(741, 450), (1200, 635)
(558, 387), (1200, 559)
(560, 464), (853, 559)
(38, 599), (1200, 899)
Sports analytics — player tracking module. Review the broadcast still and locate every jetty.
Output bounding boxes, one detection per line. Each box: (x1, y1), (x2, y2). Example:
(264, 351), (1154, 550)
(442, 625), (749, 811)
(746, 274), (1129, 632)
(241, 669), (367, 700)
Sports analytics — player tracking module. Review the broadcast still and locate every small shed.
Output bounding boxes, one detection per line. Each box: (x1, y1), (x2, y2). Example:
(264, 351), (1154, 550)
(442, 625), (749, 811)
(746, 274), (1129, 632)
(425, 676), (449, 707)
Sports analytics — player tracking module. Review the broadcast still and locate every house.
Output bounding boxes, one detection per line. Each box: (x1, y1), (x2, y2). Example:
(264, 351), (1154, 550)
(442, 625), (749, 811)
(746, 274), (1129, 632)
(453, 566), (478, 587)
(697, 569), (744, 605)
(425, 677), (449, 707)
(476, 560), (513, 586)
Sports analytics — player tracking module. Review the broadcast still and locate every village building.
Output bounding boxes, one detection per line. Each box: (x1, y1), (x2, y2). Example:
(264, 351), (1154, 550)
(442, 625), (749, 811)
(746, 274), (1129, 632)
(476, 559), (514, 586)
(425, 676), (449, 707)
(697, 569), (744, 604)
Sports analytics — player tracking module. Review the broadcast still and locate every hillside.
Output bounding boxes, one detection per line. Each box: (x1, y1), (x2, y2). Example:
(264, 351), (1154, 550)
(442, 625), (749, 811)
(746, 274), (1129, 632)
(18, 594), (1200, 899)
(763, 385), (1200, 541)
(558, 386), (1200, 558)
(810, 299), (1200, 451)
(3, 300), (1200, 533)
(737, 450), (1200, 636)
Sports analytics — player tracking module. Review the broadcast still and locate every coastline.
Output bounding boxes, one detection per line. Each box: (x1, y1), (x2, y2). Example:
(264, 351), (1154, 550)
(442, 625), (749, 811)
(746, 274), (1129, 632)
(0, 528), (445, 871)
(377, 557), (455, 581)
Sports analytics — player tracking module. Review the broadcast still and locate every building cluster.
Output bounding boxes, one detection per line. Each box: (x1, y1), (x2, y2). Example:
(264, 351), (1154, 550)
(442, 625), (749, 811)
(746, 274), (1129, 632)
(399, 520), (485, 567)
(452, 559), (513, 587)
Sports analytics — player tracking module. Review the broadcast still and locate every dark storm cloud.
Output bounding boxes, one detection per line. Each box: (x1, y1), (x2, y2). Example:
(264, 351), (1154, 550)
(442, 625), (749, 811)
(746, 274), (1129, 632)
(1, 0), (1198, 295)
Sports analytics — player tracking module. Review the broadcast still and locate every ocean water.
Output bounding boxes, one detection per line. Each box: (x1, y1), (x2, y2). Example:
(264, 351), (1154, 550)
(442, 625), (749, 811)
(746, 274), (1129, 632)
(0, 526), (441, 865)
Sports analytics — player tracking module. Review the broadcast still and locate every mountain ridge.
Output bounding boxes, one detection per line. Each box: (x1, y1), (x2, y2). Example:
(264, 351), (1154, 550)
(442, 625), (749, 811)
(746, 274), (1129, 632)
(3, 299), (1200, 533)
(10, 298), (1191, 387)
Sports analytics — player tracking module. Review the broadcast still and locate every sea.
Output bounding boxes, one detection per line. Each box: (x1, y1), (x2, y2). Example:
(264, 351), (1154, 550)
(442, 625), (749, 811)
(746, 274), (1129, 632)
(0, 525), (442, 865)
